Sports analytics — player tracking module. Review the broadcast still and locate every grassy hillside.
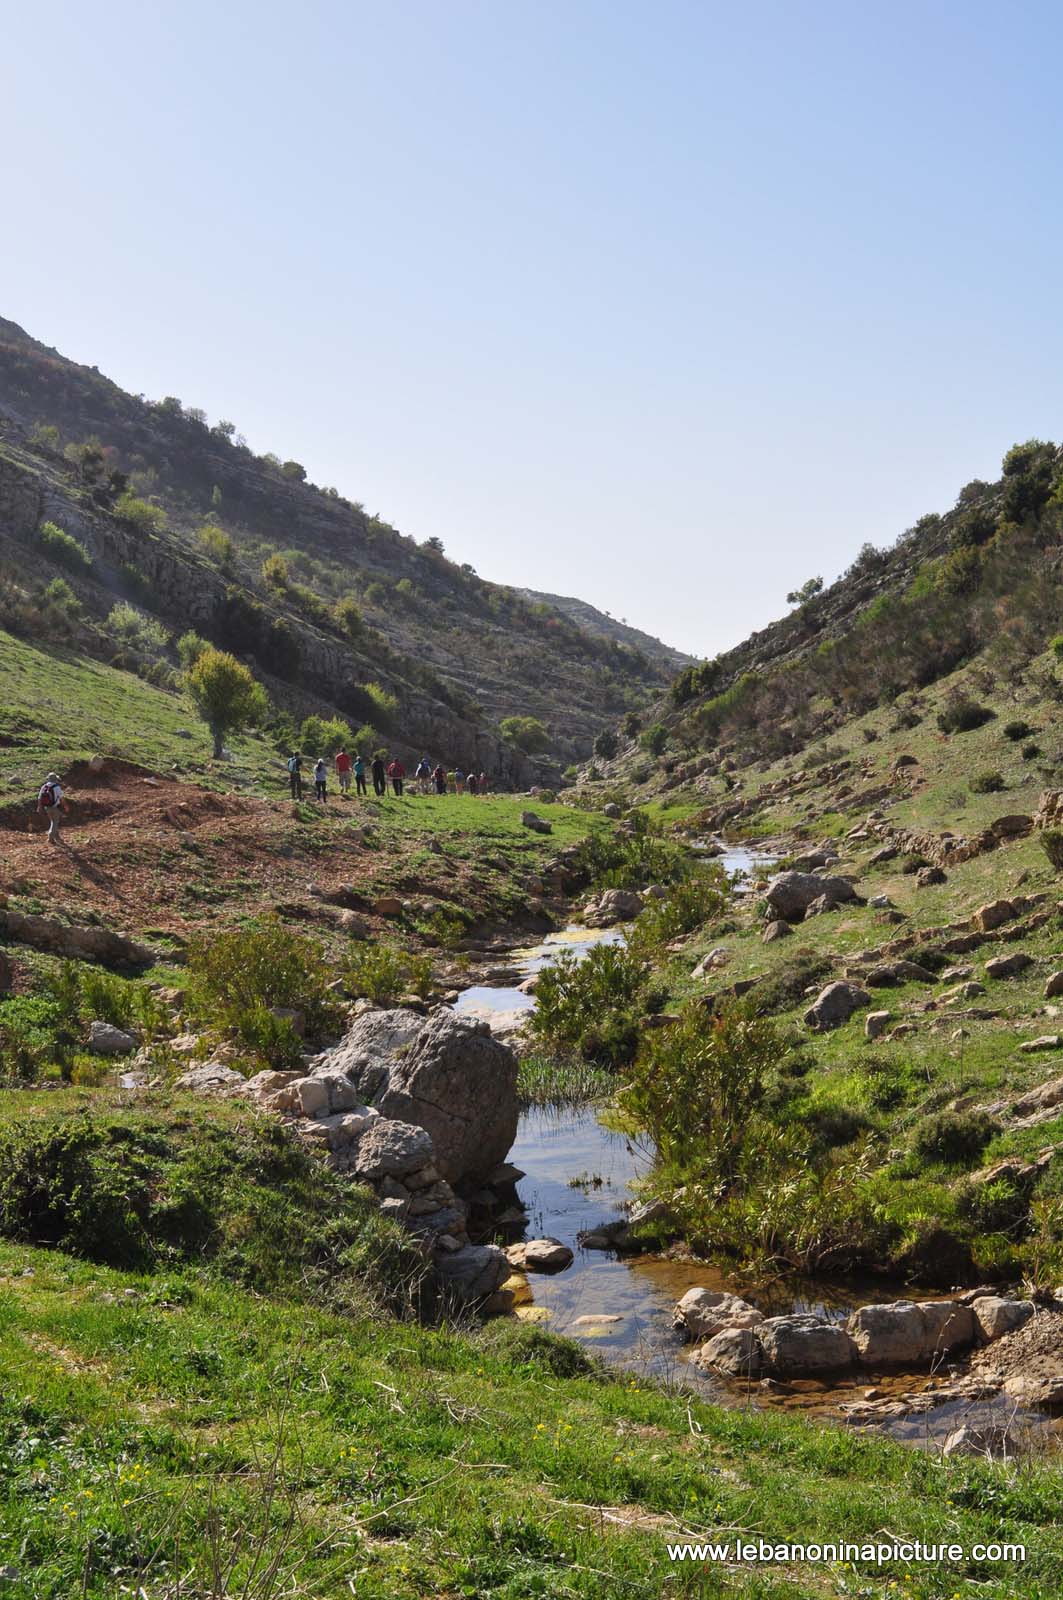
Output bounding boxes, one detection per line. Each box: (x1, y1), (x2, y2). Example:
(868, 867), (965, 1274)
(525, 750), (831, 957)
(0, 316), (679, 776)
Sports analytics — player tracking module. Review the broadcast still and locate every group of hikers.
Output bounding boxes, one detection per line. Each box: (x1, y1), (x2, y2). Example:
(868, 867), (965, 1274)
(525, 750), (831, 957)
(285, 750), (493, 804)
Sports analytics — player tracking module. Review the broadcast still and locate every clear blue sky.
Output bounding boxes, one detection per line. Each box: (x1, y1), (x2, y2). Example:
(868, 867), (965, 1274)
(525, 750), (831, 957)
(4, 1), (1061, 656)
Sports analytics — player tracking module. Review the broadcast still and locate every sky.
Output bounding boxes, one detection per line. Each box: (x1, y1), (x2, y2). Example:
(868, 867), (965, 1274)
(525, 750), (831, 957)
(3, 1), (1062, 658)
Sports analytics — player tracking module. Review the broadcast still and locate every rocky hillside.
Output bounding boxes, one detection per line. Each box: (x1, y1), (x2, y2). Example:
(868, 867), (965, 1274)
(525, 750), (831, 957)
(0, 316), (679, 778)
(516, 588), (693, 670)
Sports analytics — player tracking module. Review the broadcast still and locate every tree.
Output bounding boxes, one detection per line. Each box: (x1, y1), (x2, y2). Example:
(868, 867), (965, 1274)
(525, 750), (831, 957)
(499, 715), (549, 753)
(261, 553), (290, 590)
(594, 728), (619, 759)
(423, 536), (445, 554)
(281, 460), (307, 481)
(300, 714), (352, 756)
(786, 576), (823, 608)
(187, 648), (268, 758)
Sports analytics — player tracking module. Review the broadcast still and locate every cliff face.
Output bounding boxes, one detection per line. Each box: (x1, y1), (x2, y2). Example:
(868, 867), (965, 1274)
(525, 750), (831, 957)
(0, 316), (682, 773)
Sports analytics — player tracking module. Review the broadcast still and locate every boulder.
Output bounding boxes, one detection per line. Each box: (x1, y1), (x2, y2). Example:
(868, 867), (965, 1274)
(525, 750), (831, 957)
(434, 1242), (511, 1303)
(521, 811), (553, 835)
(1045, 972), (1063, 999)
(505, 1238), (574, 1272)
(868, 894), (893, 909)
(602, 803), (622, 819)
(762, 920), (792, 943)
(868, 844), (899, 865)
(970, 899), (1016, 933)
(765, 872), (858, 923)
(87, 1020), (137, 1056)
(174, 1062), (247, 1093)
(672, 1287), (763, 1342)
(352, 1118), (435, 1180)
(943, 1423), (1014, 1458)
(803, 982), (871, 1031)
(990, 814), (1033, 839)
(310, 1007), (518, 1184)
(865, 1010), (892, 1041)
(693, 1326), (764, 1377)
(757, 1314), (856, 1375)
(270, 1076), (330, 1117)
(847, 1301), (925, 1366)
(0, 907), (156, 968)
(985, 952), (1033, 979)
(374, 896), (404, 917)
(585, 888), (643, 926)
(692, 948), (729, 976)
(1017, 1036), (1063, 1053)
(919, 1300), (976, 1355)
(971, 1296), (1035, 1341)
(916, 866), (947, 887)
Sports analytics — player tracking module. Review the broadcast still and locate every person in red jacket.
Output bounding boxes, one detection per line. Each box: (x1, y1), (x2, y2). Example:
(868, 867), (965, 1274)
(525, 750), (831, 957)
(387, 758), (406, 797)
(334, 748), (353, 795)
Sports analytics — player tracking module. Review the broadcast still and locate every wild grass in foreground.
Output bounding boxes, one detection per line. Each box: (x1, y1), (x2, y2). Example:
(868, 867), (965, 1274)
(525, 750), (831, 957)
(516, 1049), (615, 1110)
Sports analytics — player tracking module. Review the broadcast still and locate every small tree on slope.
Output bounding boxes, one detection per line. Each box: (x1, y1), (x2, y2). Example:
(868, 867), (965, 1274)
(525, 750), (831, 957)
(187, 647), (268, 758)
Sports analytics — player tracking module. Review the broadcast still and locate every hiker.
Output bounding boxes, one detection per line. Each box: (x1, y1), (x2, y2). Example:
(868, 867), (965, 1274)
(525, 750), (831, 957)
(36, 771), (67, 844)
(335, 747), (352, 795)
(287, 752), (303, 799)
(388, 757), (406, 797)
(371, 755), (387, 797)
(433, 763), (447, 795)
(454, 767), (465, 795)
(478, 770), (489, 795)
(415, 756), (431, 795)
(313, 757), (328, 803)
(466, 771), (478, 796)
(353, 753), (367, 796)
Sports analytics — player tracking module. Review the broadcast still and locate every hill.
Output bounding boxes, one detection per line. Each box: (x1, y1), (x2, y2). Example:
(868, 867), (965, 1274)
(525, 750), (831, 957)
(0, 315), (681, 780)
(516, 587), (694, 669)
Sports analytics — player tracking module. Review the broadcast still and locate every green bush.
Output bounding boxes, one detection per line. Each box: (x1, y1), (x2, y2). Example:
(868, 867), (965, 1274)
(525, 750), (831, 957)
(1003, 719), (1036, 741)
(1040, 829), (1063, 871)
(970, 770), (1005, 794)
(639, 722), (669, 756)
(1023, 740), (1042, 760)
(343, 944), (433, 1004)
(628, 871), (727, 953)
(299, 714), (352, 756)
(529, 942), (657, 1066)
(176, 629), (210, 669)
(575, 812), (688, 890)
(114, 491), (167, 533)
(105, 602), (170, 653)
(38, 520), (92, 572)
(43, 577), (81, 619)
(500, 715), (549, 753)
(912, 1110), (997, 1168)
(187, 919), (342, 1064)
(593, 729), (618, 759)
(937, 696), (994, 734)
(198, 523), (233, 566)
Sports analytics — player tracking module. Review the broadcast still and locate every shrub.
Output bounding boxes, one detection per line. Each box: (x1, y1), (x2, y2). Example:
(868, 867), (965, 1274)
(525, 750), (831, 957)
(1003, 719), (1036, 741)
(970, 770), (1006, 794)
(628, 871), (727, 953)
(300, 714), (352, 757)
(38, 520), (91, 572)
(333, 595), (364, 639)
(620, 1002), (778, 1182)
(186, 647), (268, 757)
(500, 715), (550, 753)
(114, 491), (167, 533)
(261, 553), (290, 589)
(343, 944), (433, 1003)
(529, 942), (656, 1067)
(1040, 829), (1063, 871)
(937, 696), (994, 734)
(187, 919), (342, 1061)
(912, 1110), (997, 1167)
(751, 950), (833, 1016)
(639, 722), (669, 756)
(593, 728), (618, 759)
(176, 629), (209, 670)
(43, 577), (81, 619)
(1022, 741), (1041, 760)
(105, 602), (170, 653)
(364, 682), (399, 731)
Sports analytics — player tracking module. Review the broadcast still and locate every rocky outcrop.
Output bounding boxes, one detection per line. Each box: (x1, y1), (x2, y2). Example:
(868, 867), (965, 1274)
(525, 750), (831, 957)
(804, 981), (871, 1030)
(308, 1006), (518, 1185)
(672, 1287), (763, 1342)
(584, 888), (643, 927)
(764, 871), (859, 922)
(87, 1020), (137, 1056)
(0, 907), (156, 967)
(758, 1315), (856, 1375)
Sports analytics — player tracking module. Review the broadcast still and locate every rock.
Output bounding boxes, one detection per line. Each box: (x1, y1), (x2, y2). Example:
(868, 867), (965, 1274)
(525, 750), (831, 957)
(1017, 1036), (1063, 1053)
(985, 952), (1033, 979)
(803, 981), (871, 1031)
(244, 1069), (303, 1098)
(435, 1243), (511, 1303)
(352, 1118), (435, 1180)
(585, 888), (643, 926)
(693, 1325), (764, 1377)
(602, 803), (622, 819)
(0, 952), (12, 994)
(312, 1007), (518, 1184)
(868, 894), (893, 909)
(486, 1161), (525, 1186)
(943, 1423), (1015, 1458)
(865, 1010), (892, 1041)
(765, 872), (859, 923)
(758, 1314), (856, 1375)
(87, 1020), (137, 1056)
(520, 811), (552, 835)
(672, 1288), (763, 1342)
(803, 894), (840, 918)
(0, 907), (158, 968)
(628, 1197), (669, 1227)
(1010, 1077), (1063, 1118)
(971, 899), (1017, 933)
(174, 1062), (247, 1093)
(971, 1296), (1035, 1341)
(506, 1237), (574, 1272)
(919, 1300), (976, 1355)
(374, 896), (404, 917)
(337, 911), (369, 938)
(916, 866), (947, 887)
(692, 948), (729, 976)
(572, 1313), (623, 1327)
(762, 919), (792, 943)
(1045, 972), (1063, 999)
(270, 1075), (330, 1117)
(868, 845), (899, 865)
(893, 754), (919, 768)
(990, 814), (1033, 839)
(847, 1301), (926, 1365)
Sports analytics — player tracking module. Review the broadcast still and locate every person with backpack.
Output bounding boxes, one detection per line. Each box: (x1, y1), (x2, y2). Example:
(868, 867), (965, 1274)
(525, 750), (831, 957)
(353, 753), (367, 796)
(313, 757), (328, 804)
(287, 753), (303, 800)
(433, 763), (447, 795)
(371, 755), (387, 797)
(37, 772), (67, 844)
(388, 758), (406, 797)
(335, 747), (352, 795)
(454, 767), (465, 795)
(477, 770), (489, 795)
(466, 771), (478, 796)
(415, 757), (431, 795)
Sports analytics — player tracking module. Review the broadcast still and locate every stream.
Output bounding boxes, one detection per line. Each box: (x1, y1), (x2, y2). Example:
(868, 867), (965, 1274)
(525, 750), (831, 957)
(451, 839), (1048, 1447)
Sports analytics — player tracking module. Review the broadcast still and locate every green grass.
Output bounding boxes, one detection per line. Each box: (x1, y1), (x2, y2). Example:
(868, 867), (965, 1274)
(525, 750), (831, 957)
(516, 1049), (616, 1109)
(3, 1234), (1063, 1598)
